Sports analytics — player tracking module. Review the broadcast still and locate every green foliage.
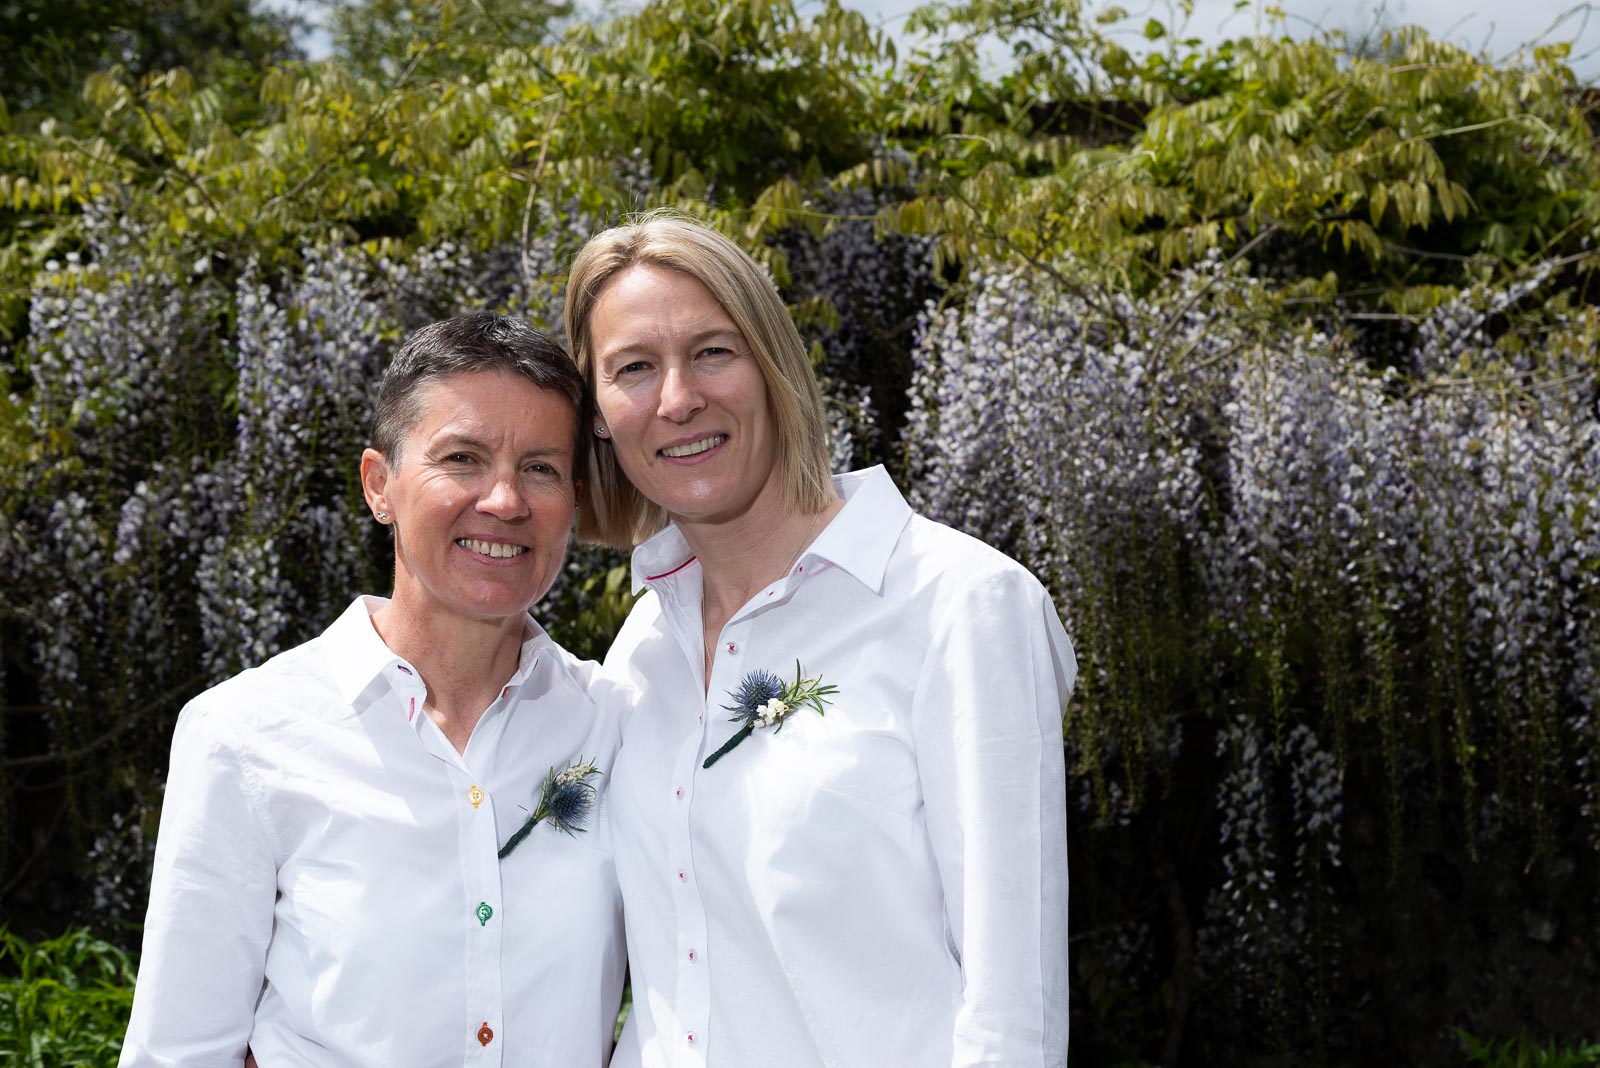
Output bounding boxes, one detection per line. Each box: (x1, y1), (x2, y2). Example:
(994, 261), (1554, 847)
(1459, 1031), (1600, 1068)
(542, 0), (891, 206)
(322, 0), (572, 83)
(0, 0), (301, 114)
(7, 0), (1592, 345)
(875, 0), (1600, 310)
(0, 928), (135, 1066)
(546, 558), (640, 663)
(0, 0), (896, 341)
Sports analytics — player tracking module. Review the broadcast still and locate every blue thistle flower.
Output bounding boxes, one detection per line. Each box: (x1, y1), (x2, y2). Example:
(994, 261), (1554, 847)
(498, 758), (601, 859)
(728, 669), (786, 725)
(543, 772), (597, 835)
(704, 663), (838, 769)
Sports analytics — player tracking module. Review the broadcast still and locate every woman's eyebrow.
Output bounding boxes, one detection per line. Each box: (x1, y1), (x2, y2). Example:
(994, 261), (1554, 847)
(429, 432), (489, 453)
(432, 432), (569, 461)
(603, 325), (744, 358)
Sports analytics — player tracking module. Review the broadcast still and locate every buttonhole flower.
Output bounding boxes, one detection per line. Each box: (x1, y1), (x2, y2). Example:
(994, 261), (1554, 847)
(703, 661), (840, 769)
(497, 758), (601, 860)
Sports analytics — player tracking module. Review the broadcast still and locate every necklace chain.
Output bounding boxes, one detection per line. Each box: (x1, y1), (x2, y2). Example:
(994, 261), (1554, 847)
(782, 512), (820, 580)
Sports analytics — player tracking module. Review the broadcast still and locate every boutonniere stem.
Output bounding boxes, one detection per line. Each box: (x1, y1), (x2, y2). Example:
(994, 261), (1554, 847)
(703, 661), (838, 769)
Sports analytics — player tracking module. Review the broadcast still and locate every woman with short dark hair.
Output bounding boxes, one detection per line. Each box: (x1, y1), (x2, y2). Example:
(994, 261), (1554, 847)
(121, 312), (626, 1067)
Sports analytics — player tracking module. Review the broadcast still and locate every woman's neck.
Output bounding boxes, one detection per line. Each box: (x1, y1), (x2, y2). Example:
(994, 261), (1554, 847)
(680, 495), (845, 628)
(369, 599), (527, 753)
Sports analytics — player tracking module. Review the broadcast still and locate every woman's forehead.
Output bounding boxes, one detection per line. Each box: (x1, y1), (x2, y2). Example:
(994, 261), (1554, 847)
(405, 371), (575, 440)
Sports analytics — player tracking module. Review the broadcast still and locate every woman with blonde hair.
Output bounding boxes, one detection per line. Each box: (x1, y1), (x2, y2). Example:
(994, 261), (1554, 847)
(566, 213), (1076, 1068)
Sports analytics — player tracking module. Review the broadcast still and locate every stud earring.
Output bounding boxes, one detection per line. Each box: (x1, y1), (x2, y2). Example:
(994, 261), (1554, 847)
(594, 425), (610, 438)
(375, 511), (389, 522)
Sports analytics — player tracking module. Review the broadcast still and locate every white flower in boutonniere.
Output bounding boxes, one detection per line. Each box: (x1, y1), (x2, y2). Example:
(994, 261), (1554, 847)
(497, 758), (601, 860)
(703, 661), (839, 769)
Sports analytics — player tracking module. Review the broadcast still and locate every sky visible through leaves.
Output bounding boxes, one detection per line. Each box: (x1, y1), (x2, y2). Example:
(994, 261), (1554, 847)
(261, 0), (1600, 80)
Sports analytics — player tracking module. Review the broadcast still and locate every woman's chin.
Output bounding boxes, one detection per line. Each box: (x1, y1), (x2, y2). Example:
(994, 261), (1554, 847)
(642, 473), (781, 529)
(405, 577), (552, 626)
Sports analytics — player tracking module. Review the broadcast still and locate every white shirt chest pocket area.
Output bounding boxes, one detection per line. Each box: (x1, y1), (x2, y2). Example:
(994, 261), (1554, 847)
(750, 709), (924, 834)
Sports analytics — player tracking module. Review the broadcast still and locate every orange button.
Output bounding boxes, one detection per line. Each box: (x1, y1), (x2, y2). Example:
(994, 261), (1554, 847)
(477, 1021), (494, 1046)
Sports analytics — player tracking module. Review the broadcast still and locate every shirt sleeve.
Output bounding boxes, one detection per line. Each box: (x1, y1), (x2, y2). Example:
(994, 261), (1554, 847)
(119, 699), (278, 1068)
(912, 565), (1076, 1068)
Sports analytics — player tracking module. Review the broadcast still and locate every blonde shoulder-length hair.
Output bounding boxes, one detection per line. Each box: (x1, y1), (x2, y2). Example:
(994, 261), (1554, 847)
(564, 211), (835, 549)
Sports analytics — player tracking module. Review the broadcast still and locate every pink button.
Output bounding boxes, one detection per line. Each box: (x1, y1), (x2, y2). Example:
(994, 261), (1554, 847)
(687, 1032), (697, 1045)
(677, 869), (686, 881)
(726, 642), (737, 653)
(674, 787), (683, 799)
(687, 948), (697, 962)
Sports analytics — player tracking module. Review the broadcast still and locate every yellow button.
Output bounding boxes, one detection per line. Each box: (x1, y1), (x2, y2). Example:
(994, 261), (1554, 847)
(468, 785), (484, 809)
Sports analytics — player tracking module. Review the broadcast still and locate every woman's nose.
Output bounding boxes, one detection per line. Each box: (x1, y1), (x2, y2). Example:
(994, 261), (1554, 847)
(657, 366), (705, 423)
(478, 470), (529, 518)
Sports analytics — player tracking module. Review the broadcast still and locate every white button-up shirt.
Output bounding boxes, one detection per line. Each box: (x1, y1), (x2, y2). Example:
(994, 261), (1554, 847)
(120, 596), (627, 1068)
(604, 467), (1075, 1068)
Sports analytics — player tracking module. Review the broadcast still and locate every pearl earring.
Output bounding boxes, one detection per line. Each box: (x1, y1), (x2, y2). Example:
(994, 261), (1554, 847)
(376, 511), (389, 522)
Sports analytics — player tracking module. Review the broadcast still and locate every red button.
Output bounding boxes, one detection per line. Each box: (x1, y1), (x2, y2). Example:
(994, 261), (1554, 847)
(677, 869), (686, 881)
(688, 948), (697, 962)
(477, 1022), (494, 1046)
(687, 1032), (697, 1045)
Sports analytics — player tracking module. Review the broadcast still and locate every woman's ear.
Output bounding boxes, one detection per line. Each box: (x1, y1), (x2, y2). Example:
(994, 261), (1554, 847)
(360, 447), (391, 522)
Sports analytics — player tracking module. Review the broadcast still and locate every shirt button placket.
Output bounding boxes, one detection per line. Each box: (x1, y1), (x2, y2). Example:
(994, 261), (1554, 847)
(666, 715), (711, 1067)
(675, 698), (714, 1067)
(460, 767), (502, 1067)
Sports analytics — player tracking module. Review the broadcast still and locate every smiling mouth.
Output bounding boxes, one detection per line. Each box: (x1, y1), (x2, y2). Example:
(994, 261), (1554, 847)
(660, 435), (727, 459)
(456, 538), (527, 559)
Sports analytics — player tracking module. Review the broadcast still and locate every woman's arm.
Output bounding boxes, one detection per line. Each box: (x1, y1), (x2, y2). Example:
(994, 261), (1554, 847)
(913, 565), (1076, 1068)
(119, 700), (277, 1068)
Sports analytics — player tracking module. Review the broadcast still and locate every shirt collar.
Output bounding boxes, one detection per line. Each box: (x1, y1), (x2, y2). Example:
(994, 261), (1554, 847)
(323, 595), (551, 707)
(800, 466), (911, 595)
(630, 524), (698, 596)
(628, 466), (912, 598)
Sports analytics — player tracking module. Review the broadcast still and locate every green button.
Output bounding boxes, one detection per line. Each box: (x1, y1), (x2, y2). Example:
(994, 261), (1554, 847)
(476, 902), (493, 926)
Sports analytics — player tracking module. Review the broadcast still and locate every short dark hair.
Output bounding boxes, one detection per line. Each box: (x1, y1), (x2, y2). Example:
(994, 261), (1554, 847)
(371, 312), (588, 477)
